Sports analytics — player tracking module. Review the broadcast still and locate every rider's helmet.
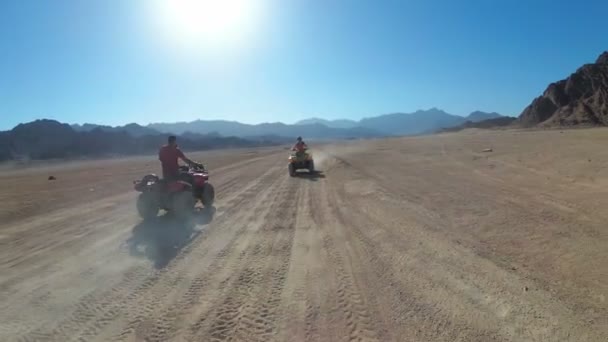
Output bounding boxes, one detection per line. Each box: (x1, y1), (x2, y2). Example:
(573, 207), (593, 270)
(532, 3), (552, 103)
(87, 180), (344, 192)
(297, 136), (302, 142)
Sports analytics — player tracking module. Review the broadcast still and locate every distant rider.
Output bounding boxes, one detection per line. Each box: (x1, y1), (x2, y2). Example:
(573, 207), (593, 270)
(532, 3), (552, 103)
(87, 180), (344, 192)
(158, 135), (202, 181)
(292, 136), (308, 156)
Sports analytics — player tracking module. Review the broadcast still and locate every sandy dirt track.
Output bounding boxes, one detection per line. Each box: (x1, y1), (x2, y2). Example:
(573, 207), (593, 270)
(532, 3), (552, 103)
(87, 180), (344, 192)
(1, 130), (608, 341)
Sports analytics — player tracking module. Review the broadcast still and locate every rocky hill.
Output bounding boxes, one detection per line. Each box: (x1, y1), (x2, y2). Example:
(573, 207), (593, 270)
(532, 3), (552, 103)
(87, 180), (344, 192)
(519, 51), (608, 126)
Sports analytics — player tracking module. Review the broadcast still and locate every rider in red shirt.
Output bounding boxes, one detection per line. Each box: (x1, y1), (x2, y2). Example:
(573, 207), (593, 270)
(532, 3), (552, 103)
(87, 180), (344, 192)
(292, 136), (307, 153)
(158, 136), (201, 180)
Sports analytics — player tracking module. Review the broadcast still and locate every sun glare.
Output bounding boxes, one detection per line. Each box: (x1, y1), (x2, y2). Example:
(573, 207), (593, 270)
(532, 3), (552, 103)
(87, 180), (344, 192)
(154, 0), (261, 48)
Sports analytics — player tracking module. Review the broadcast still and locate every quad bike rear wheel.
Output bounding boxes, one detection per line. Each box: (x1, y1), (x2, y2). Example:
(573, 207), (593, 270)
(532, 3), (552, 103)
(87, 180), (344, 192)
(172, 191), (196, 220)
(288, 163), (296, 177)
(137, 192), (159, 220)
(308, 160), (315, 174)
(201, 183), (215, 207)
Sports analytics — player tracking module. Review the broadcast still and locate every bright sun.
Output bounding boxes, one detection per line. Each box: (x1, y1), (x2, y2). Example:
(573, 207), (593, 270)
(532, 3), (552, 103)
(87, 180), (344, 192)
(154, 0), (260, 48)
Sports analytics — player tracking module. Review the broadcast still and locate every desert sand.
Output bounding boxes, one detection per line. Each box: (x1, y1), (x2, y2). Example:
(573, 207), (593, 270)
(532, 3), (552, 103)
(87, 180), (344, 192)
(1, 129), (607, 342)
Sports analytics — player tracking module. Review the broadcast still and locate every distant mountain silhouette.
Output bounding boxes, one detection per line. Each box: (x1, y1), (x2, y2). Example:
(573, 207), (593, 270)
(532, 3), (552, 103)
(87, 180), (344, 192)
(0, 120), (280, 162)
(72, 123), (161, 137)
(1, 108), (508, 161)
(519, 51), (608, 126)
(4, 119), (76, 160)
(358, 108), (468, 135)
(148, 120), (382, 139)
(466, 111), (504, 122)
(151, 109), (505, 139)
(297, 109), (505, 136)
(294, 118), (358, 129)
(440, 117), (517, 133)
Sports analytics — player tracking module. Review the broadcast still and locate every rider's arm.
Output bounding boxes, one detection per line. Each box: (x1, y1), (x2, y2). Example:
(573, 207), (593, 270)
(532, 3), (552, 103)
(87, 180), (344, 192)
(181, 156), (196, 166)
(176, 148), (190, 164)
(177, 148), (202, 168)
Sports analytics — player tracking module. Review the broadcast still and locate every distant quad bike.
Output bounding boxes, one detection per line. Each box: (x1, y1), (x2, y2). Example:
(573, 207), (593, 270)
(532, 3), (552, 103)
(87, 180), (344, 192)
(134, 164), (215, 220)
(288, 149), (315, 177)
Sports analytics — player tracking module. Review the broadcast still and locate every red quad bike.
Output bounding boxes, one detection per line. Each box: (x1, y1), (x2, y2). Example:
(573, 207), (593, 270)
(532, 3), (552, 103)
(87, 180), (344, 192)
(134, 164), (215, 220)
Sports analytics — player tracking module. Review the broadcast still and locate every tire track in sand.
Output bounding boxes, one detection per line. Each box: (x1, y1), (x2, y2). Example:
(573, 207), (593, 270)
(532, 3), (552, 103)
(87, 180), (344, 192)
(126, 164), (289, 342)
(112, 162), (285, 342)
(273, 159), (383, 342)
(13, 159), (283, 342)
(188, 172), (299, 342)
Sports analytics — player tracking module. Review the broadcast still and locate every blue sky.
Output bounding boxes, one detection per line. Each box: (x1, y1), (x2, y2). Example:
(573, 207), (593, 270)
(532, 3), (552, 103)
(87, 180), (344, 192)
(1, 0), (607, 130)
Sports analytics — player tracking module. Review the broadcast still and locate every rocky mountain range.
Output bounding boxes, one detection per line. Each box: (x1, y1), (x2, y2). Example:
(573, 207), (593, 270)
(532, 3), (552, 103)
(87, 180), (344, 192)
(0, 120), (281, 162)
(519, 51), (608, 126)
(466, 111), (503, 123)
(294, 118), (359, 129)
(295, 118), (359, 128)
(147, 109), (504, 138)
(440, 116), (517, 133)
(357, 109), (503, 136)
(1, 109), (505, 161)
(147, 120), (381, 140)
(294, 111), (502, 132)
(71, 123), (160, 137)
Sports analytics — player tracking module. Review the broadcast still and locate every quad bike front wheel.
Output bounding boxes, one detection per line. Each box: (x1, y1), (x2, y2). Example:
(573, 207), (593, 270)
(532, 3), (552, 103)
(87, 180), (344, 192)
(172, 191), (196, 220)
(201, 183), (215, 207)
(137, 192), (159, 220)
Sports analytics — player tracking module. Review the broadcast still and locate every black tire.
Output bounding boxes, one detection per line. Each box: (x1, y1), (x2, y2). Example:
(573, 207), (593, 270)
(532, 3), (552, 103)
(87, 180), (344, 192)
(137, 192), (159, 220)
(308, 160), (315, 173)
(172, 191), (195, 220)
(201, 183), (215, 207)
(288, 163), (296, 177)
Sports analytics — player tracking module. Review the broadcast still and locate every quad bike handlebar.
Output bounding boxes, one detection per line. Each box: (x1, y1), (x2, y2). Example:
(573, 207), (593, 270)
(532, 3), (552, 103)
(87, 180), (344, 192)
(179, 162), (207, 173)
